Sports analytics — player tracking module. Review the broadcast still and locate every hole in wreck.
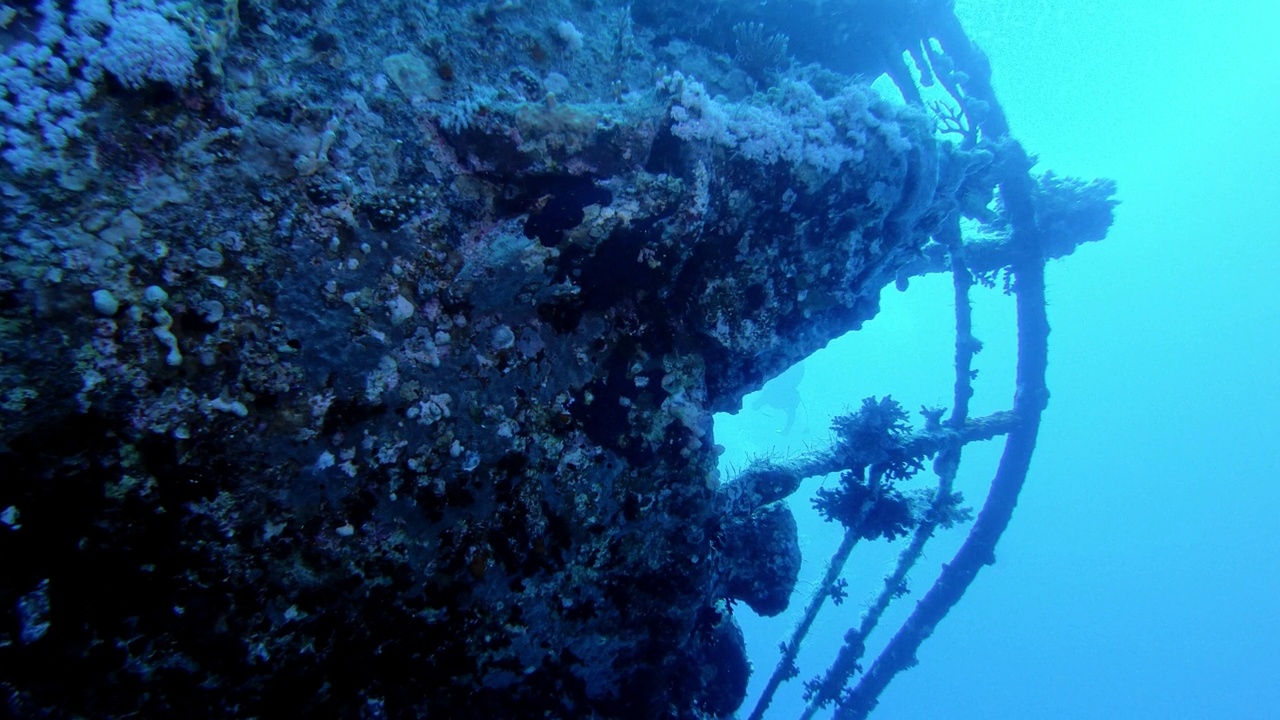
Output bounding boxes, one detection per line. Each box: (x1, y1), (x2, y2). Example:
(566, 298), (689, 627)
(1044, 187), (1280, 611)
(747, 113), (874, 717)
(498, 174), (612, 247)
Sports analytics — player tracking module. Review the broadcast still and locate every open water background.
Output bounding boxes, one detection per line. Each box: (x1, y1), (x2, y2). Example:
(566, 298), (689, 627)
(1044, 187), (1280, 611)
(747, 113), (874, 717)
(717, 2), (1280, 717)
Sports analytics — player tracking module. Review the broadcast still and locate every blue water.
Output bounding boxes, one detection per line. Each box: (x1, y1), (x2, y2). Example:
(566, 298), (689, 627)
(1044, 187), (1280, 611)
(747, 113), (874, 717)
(717, 2), (1280, 717)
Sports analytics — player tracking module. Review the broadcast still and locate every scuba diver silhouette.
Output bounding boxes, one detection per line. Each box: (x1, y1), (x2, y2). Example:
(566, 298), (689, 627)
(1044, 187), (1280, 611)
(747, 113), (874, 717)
(749, 360), (808, 435)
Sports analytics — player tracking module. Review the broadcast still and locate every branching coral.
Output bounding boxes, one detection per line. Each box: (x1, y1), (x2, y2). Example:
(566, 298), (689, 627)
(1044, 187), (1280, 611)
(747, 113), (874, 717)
(812, 470), (916, 541)
(830, 396), (927, 482)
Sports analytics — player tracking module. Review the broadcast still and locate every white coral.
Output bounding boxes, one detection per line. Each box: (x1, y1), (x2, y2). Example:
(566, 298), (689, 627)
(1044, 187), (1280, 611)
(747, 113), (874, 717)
(98, 0), (196, 89)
